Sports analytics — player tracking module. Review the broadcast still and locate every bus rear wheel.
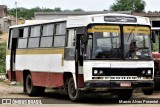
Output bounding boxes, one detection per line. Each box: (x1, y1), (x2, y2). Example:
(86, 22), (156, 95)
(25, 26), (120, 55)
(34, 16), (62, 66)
(26, 74), (45, 96)
(67, 77), (83, 101)
(117, 89), (132, 100)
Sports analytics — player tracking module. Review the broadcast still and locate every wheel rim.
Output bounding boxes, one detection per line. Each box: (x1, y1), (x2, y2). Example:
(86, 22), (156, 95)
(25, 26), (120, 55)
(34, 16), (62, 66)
(69, 78), (77, 97)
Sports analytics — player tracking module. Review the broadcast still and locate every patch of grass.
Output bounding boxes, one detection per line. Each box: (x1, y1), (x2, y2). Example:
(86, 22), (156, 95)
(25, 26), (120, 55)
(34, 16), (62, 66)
(0, 42), (6, 73)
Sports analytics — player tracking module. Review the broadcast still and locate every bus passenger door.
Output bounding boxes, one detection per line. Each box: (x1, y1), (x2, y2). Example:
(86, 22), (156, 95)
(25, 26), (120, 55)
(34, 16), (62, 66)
(10, 28), (18, 81)
(75, 29), (85, 88)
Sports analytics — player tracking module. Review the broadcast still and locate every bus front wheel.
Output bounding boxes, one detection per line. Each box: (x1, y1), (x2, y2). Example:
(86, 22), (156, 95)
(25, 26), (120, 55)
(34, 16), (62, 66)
(67, 77), (83, 101)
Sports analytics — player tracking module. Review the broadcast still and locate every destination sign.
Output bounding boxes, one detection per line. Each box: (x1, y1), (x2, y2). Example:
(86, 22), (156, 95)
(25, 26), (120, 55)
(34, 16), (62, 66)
(123, 26), (150, 34)
(88, 26), (120, 33)
(104, 16), (137, 23)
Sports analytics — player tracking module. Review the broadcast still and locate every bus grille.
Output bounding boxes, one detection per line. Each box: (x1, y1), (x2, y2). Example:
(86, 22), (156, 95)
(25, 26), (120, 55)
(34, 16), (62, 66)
(92, 68), (153, 76)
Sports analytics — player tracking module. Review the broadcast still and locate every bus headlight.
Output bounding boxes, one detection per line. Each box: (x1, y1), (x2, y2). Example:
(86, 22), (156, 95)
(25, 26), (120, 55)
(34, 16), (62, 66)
(94, 70), (98, 75)
(142, 70), (146, 74)
(147, 70), (151, 74)
(99, 70), (103, 75)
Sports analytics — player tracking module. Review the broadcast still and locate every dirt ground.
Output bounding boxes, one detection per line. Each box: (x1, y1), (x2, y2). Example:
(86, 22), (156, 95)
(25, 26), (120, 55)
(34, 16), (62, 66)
(0, 80), (160, 107)
(0, 80), (160, 99)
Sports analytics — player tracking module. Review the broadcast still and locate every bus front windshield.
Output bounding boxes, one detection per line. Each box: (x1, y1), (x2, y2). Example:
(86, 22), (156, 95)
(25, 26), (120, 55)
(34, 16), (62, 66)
(124, 33), (152, 59)
(123, 26), (152, 59)
(86, 25), (122, 59)
(86, 25), (152, 60)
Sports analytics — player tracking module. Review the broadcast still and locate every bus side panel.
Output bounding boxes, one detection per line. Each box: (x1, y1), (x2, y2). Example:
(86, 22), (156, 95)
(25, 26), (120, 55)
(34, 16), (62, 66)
(47, 72), (64, 87)
(7, 70), (23, 82)
(31, 72), (64, 88)
(7, 70), (64, 88)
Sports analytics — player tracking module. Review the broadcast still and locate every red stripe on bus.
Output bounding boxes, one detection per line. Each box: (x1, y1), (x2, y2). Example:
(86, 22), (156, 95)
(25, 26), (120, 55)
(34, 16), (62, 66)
(31, 72), (64, 87)
(7, 70), (84, 88)
(7, 70), (23, 82)
(78, 74), (84, 88)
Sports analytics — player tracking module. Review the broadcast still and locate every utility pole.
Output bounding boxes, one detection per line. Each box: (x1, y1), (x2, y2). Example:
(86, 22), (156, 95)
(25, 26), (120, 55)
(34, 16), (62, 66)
(15, 2), (17, 25)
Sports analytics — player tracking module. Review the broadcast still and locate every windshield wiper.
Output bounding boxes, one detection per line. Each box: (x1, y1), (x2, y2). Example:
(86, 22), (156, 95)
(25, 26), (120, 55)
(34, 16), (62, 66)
(127, 26), (137, 42)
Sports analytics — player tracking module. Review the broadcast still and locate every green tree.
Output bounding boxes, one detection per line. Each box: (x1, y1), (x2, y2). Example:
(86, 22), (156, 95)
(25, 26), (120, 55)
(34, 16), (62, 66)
(73, 9), (84, 12)
(110, 0), (146, 12)
(54, 7), (62, 12)
(8, 7), (85, 19)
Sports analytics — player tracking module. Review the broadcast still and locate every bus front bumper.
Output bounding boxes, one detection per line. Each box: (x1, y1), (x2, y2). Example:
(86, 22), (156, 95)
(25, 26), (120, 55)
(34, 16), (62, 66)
(84, 80), (154, 89)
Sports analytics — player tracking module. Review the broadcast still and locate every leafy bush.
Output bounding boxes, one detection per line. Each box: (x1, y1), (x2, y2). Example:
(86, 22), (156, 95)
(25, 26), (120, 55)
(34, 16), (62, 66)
(0, 42), (6, 73)
(153, 36), (159, 52)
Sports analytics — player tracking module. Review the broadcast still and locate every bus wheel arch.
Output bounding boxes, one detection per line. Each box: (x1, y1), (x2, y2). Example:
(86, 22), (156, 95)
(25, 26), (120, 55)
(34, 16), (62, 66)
(23, 70), (45, 96)
(63, 72), (73, 92)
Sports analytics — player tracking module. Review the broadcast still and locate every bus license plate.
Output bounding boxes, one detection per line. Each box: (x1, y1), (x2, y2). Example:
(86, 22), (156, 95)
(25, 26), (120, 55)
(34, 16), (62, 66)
(120, 82), (131, 87)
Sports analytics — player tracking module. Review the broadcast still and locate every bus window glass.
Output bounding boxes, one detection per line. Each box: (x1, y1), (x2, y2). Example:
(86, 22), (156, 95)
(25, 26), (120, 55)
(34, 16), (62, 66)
(28, 38), (40, 48)
(23, 27), (29, 38)
(30, 26), (41, 37)
(67, 29), (75, 47)
(56, 23), (66, 35)
(54, 36), (65, 47)
(123, 26), (152, 59)
(18, 39), (28, 48)
(9, 29), (13, 49)
(86, 26), (121, 59)
(42, 24), (54, 36)
(18, 27), (29, 49)
(40, 37), (53, 47)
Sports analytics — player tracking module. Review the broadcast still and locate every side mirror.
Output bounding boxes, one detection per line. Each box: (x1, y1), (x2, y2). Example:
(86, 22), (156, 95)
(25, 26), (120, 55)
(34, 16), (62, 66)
(151, 31), (156, 43)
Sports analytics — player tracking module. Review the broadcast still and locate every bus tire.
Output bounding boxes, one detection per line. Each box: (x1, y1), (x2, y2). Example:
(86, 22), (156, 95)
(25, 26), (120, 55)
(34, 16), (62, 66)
(117, 89), (132, 100)
(26, 74), (38, 96)
(67, 77), (83, 101)
(142, 89), (153, 95)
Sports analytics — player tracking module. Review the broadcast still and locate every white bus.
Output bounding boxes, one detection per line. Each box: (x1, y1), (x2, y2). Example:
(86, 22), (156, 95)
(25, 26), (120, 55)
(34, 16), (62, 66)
(6, 14), (154, 101)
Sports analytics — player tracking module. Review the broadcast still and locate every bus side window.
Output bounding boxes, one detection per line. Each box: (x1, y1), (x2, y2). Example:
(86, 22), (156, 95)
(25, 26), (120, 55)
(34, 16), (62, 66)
(28, 26), (41, 48)
(8, 29), (13, 49)
(40, 24), (54, 48)
(54, 23), (66, 47)
(67, 29), (76, 47)
(8, 28), (19, 49)
(18, 27), (29, 49)
(64, 29), (76, 60)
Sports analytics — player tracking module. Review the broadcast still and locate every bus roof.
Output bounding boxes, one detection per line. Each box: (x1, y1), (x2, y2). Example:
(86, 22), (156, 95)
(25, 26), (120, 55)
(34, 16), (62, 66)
(9, 13), (150, 29)
(67, 13), (151, 28)
(9, 18), (67, 28)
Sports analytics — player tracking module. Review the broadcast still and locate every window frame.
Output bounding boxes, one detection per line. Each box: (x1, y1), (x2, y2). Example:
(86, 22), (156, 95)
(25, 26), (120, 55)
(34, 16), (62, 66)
(28, 25), (41, 49)
(17, 27), (29, 49)
(53, 22), (67, 48)
(40, 24), (54, 48)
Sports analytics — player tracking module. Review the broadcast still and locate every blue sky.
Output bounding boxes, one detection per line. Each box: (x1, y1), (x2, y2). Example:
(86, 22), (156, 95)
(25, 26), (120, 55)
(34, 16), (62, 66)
(1, 0), (160, 12)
